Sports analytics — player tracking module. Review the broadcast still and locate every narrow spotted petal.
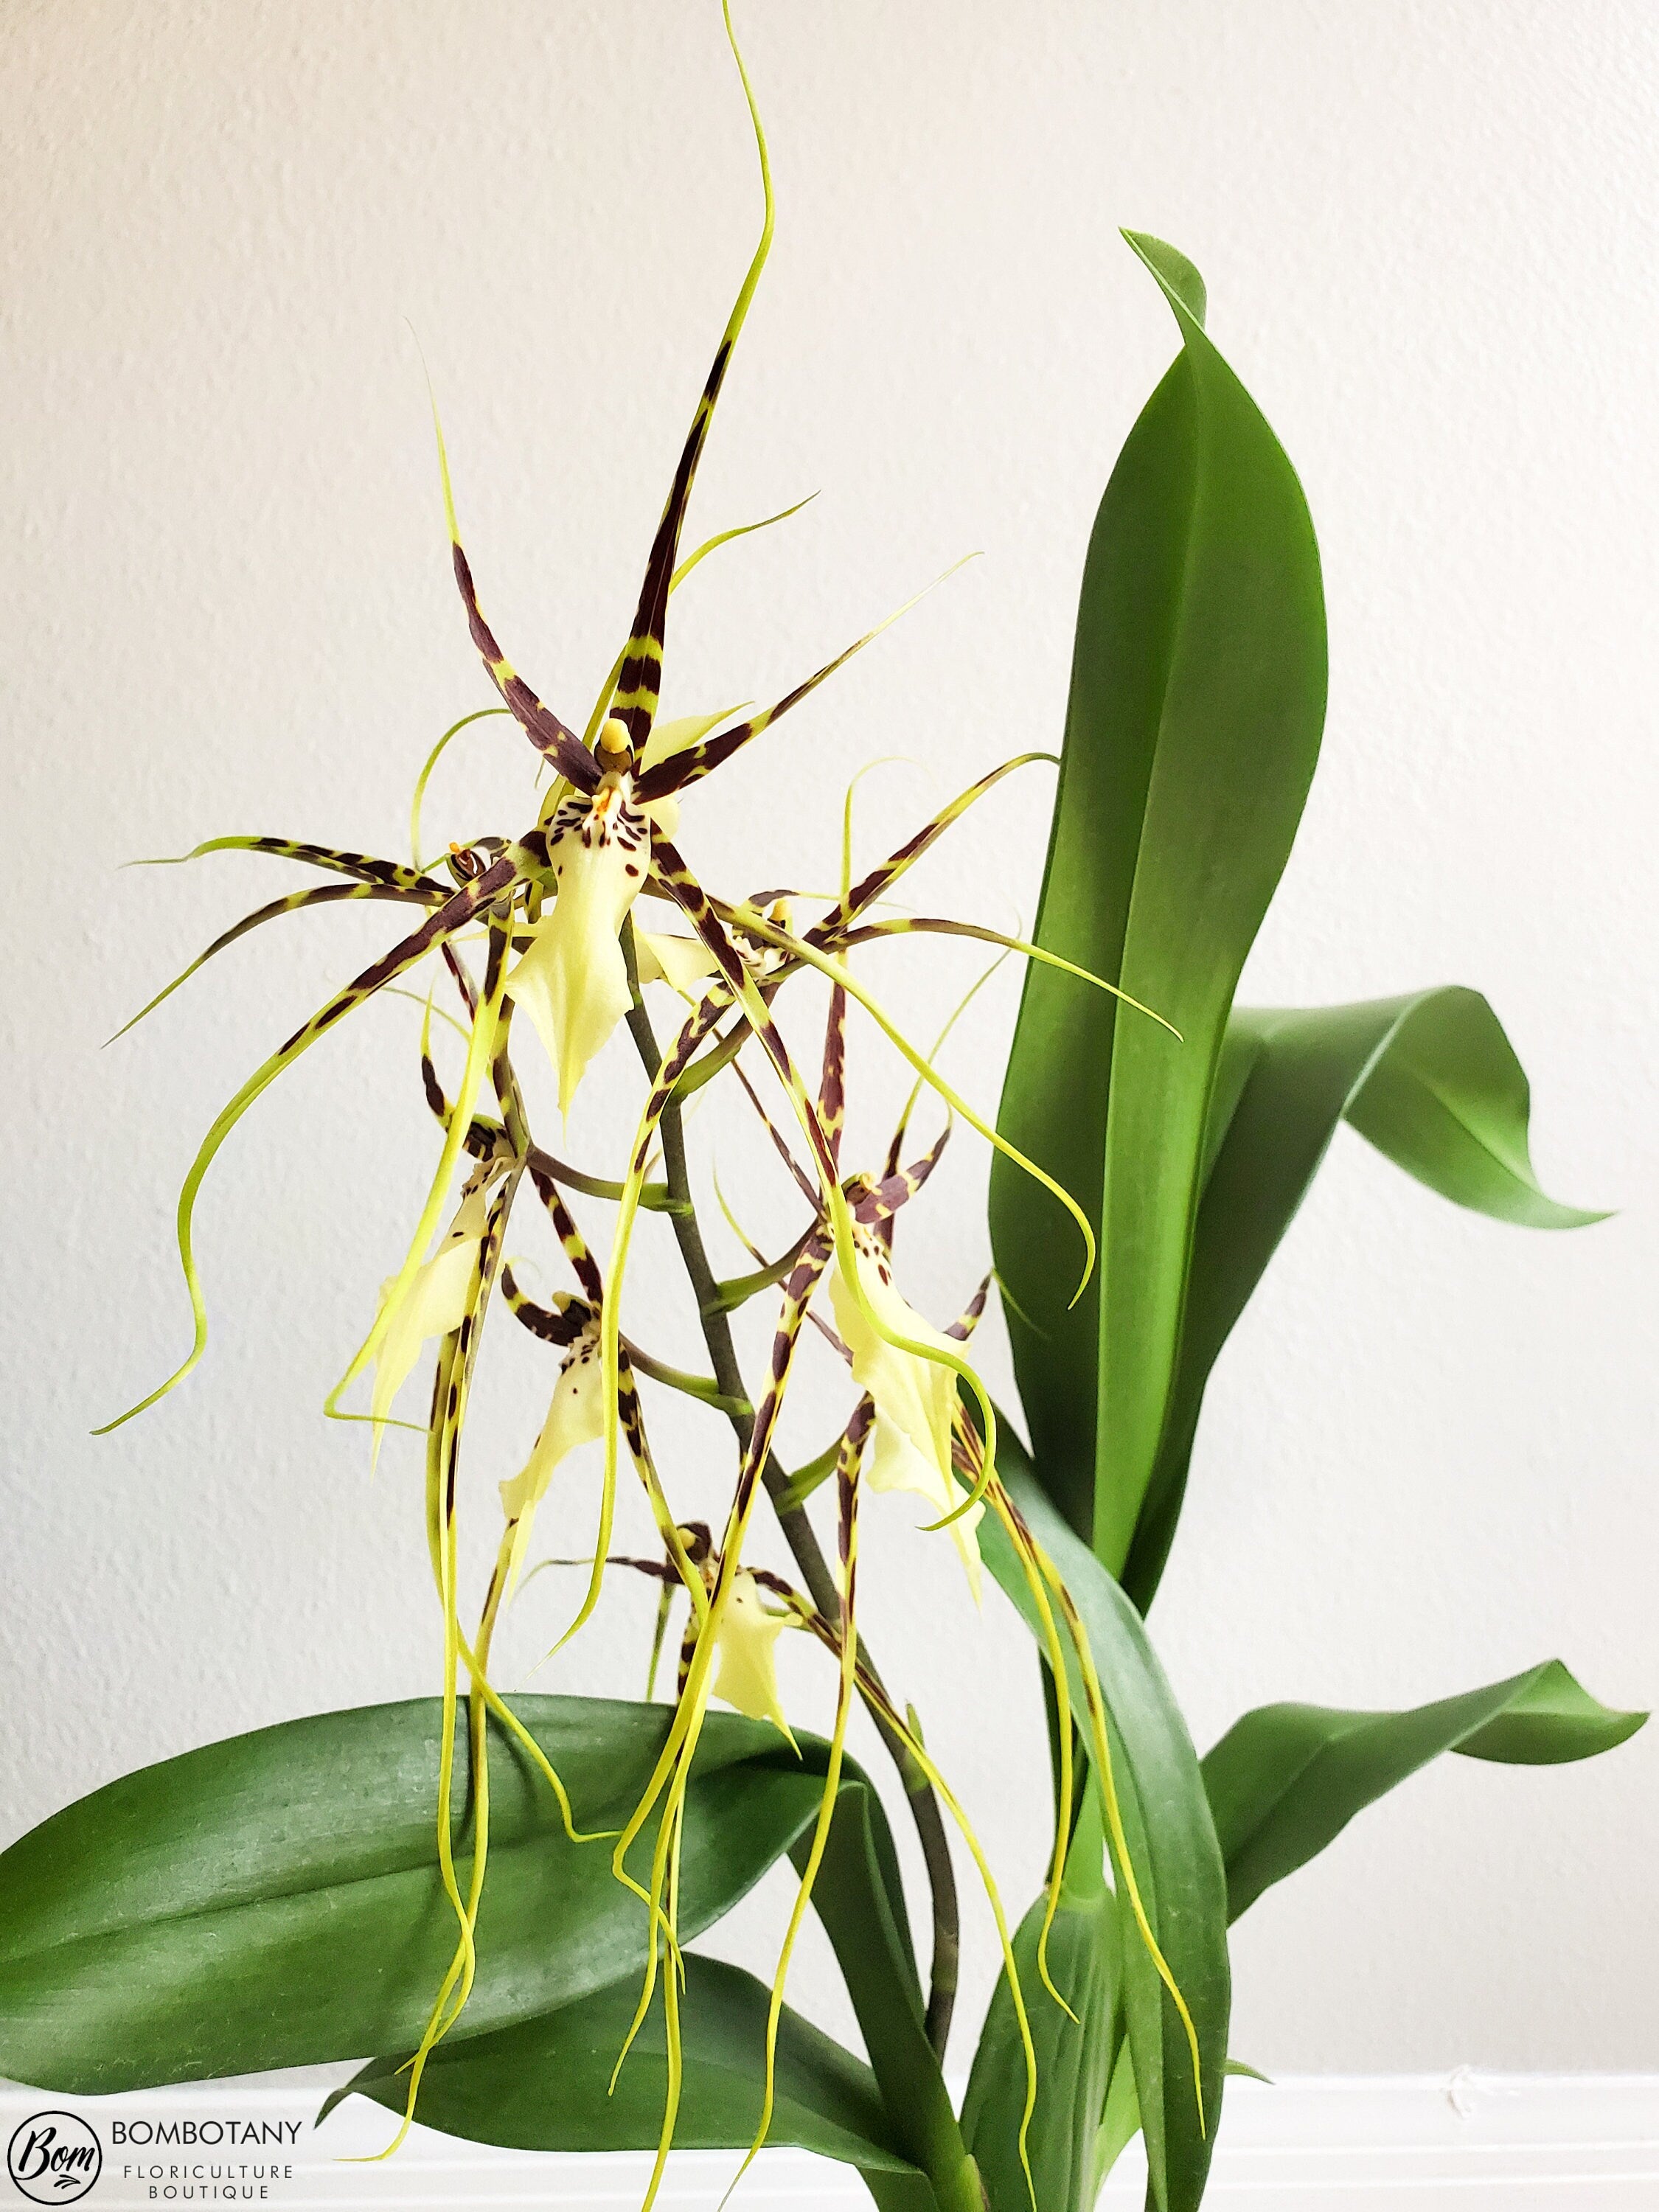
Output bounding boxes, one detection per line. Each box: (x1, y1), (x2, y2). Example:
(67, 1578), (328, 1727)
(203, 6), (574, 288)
(498, 1265), (588, 1348)
(630, 562), (971, 805)
(608, 60), (774, 759)
(97, 857), (518, 1433)
(809, 754), (1055, 942)
(109, 880), (437, 1044)
(133, 834), (437, 892)
(424, 398), (599, 793)
(852, 1124), (952, 1225)
(818, 985), (848, 1170)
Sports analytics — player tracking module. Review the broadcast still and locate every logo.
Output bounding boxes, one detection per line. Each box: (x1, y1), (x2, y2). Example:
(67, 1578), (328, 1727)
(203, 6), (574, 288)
(7, 2112), (102, 2203)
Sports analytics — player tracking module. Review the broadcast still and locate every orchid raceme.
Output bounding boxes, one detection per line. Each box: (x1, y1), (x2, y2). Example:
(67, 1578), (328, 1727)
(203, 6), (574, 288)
(86, 11), (1216, 2211)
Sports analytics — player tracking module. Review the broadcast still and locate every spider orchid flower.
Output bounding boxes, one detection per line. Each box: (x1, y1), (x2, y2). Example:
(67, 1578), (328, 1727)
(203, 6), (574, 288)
(828, 1226), (984, 1599)
(498, 1299), (606, 1593)
(369, 1180), (494, 1453)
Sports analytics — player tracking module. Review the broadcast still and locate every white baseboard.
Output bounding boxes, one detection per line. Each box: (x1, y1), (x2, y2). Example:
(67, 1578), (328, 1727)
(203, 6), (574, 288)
(2, 2073), (1655, 2208)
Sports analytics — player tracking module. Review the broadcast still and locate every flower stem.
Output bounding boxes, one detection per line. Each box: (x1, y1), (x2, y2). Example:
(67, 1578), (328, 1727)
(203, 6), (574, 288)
(619, 926), (959, 2060)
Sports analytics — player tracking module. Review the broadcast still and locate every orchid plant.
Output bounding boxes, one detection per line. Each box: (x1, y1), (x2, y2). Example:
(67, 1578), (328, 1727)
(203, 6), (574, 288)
(0, 13), (1643, 2212)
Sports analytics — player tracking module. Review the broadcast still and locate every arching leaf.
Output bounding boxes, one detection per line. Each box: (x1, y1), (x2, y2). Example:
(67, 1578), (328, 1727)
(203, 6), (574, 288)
(1123, 987), (1605, 1606)
(1203, 1660), (1646, 1923)
(0, 1697), (866, 2094)
(991, 232), (1328, 1572)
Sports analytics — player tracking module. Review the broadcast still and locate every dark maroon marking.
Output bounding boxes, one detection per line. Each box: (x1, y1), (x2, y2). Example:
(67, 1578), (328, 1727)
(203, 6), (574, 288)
(731, 1061), (818, 1208)
(818, 985), (847, 1169)
(945, 1275), (992, 1343)
(240, 838), (436, 891)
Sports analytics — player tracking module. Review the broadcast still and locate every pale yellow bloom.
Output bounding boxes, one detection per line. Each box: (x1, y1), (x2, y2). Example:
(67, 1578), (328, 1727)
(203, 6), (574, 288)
(498, 1315), (607, 1593)
(712, 1568), (796, 1739)
(369, 1186), (492, 1454)
(829, 1235), (984, 1599)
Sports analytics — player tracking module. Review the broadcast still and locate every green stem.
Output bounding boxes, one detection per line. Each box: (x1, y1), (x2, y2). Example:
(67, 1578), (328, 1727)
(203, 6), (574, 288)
(619, 921), (960, 2062)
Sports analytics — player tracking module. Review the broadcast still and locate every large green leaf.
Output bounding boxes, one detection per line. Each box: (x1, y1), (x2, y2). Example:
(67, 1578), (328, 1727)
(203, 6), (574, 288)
(991, 231), (1327, 1571)
(1203, 1660), (1646, 1924)
(329, 1760), (965, 2212)
(338, 1950), (929, 2184)
(982, 1441), (1229, 2212)
(0, 1696), (857, 2093)
(1122, 987), (1606, 1606)
(962, 1792), (1121, 2212)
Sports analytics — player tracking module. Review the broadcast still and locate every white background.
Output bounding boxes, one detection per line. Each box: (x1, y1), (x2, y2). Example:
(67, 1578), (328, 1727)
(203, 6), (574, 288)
(2, 0), (1655, 2082)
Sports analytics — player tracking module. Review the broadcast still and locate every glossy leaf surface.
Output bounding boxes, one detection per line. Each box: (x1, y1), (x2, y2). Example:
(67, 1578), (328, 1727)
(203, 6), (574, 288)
(983, 1441), (1229, 2212)
(790, 1782), (976, 2212)
(338, 1952), (924, 2177)
(963, 1792), (1120, 2212)
(992, 231), (1327, 1571)
(0, 1697), (853, 2093)
(1203, 1660), (1646, 1923)
(1123, 987), (1606, 1606)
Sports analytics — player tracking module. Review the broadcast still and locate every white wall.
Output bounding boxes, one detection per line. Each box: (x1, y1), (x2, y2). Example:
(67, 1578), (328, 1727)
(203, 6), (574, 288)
(3, 0), (1655, 2081)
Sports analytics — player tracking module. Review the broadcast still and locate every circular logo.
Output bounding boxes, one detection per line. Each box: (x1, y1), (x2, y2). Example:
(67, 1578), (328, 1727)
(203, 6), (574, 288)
(7, 2112), (102, 2203)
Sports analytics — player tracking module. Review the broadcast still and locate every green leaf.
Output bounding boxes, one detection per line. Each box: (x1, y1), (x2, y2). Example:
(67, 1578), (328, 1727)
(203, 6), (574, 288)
(330, 1766), (967, 2212)
(982, 1439), (1230, 2212)
(1123, 987), (1606, 1607)
(991, 231), (1327, 1571)
(0, 1696), (860, 2094)
(338, 1950), (927, 2177)
(1203, 1660), (1647, 1924)
(963, 1792), (1121, 2212)
(791, 1783), (979, 2212)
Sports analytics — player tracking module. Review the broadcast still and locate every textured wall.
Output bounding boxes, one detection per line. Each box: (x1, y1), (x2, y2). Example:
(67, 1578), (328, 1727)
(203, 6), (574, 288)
(3, 0), (1655, 2077)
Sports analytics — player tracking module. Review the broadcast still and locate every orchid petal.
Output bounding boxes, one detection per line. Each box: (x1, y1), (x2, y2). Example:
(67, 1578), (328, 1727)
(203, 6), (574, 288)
(499, 1321), (608, 1593)
(635, 929), (723, 1001)
(830, 1239), (984, 1597)
(712, 1570), (796, 1739)
(369, 1186), (493, 1450)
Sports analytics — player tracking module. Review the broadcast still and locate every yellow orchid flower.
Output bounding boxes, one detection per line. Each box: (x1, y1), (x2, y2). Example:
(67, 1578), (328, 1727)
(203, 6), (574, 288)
(712, 1568), (796, 1739)
(498, 1307), (607, 1592)
(829, 1232), (984, 1599)
(369, 1183), (493, 1453)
